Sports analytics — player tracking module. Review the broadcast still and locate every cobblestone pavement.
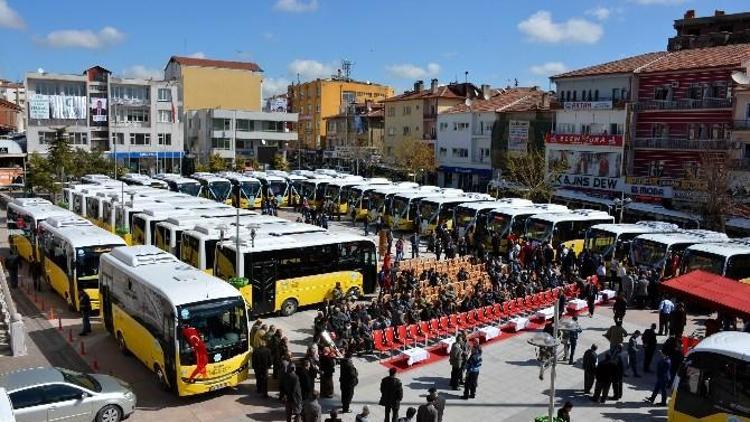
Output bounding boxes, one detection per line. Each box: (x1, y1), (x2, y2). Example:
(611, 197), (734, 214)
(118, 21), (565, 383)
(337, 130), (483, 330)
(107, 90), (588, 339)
(1, 210), (706, 421)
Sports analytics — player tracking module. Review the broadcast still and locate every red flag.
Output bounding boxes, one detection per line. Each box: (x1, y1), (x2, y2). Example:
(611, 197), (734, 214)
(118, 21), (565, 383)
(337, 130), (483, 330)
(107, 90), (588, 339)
(182, 326), (208, 381)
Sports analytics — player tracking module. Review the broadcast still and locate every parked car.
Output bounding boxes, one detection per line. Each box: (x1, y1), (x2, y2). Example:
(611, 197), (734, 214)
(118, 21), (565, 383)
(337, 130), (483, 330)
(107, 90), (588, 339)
(0, 367), (136, 422)
(0, 388), (16, 422)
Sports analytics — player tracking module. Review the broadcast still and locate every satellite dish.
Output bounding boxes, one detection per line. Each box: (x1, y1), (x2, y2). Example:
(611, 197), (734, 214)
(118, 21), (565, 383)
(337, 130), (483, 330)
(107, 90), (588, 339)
(464, 98), (472, 106)
(37, 68), (45, 74)
(732, 70), (750, 85)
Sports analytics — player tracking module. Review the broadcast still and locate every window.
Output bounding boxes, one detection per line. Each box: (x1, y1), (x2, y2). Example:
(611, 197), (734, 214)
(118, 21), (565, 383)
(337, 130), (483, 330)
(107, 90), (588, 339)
(129, 133), (150, 145)
(687, 84), (703, 100)
(157, 110), (173, 123)
(572, 91), (577, 101)
(654, 86), (670, 101)
(71, 132), (87, 145)
(402, 126), (410, 136)
(582, 90), (588, 101)
(452, 148), (468, 158)
(212, 118), (231, 131)
(111, 132), (124, 145)
(42, 384), (83, 403)
(439, 122), (448, 131)
(9, 387), (45, 409)
(444, 172), (453, 186)
(652, 123), (668, 138)
(594, 89), (599, 101)
(403, 106), (411, 116)
(439, 147), (447, 157)
(211, 137), (231, 150)
(612, 88), (620, 101)
(388, 127), (396, 136)
(158, 133), (172, 145)
(236, 119), (251, 131)
(387, 107), (395, 117)
(157, 88), (171, 102)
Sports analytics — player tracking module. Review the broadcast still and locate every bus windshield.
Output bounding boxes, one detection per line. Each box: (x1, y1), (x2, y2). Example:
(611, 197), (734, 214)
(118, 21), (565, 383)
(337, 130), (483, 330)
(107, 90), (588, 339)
(454, 206), (477, 229)
(324, 184), (339, 200)
(209, 181), (232, 201)
(370, 192), (388, 211)
(240, 181), (261, 200)
(299, 182), (316, 200)
(727, 254), (750, 280)
(586, 228), (616, 255)
(76, 245), (116, 285)
(177, 297), (248, 365)
(526, 219), (553, 243)
(682, 250), (725, 276)
(439, 203), (458, 223)
(267, 180), (287, 197)
(392, 197), (409, 218)
(632, 239), (668, 267)
(487, 212), (511, 236)
(178, 182), (201, 197)
(419, 201), (439, 223)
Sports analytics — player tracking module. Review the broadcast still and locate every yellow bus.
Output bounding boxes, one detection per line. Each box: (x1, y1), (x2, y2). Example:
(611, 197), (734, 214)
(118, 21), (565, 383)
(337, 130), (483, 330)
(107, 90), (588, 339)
(389, 191), (450, 232)
(452, 198), (533, 238)
(285, 174), (307, 208)
(322, 177), (366, 216)
(630, 230), (730, 278)
(131, 200), (240, 246)
(524, 209), (615, 254)
(253, 173), (291, 207)
(298, 176), (333, 210)
(214, 231), (377, 316)
(163, 176), (202, 197)
(221, 172), (263, 209)
(191, 173), (233, 205)
(7, 199), (71, 263)
(346, 180), (392, 222)
(584, 221), (679, 263)
(38, 215), (127, 312)
(680, 239), (750, 282)
(669, 331), (750, 421)
(418, 194), (494, 236)
(367, 183), (420, 225)
(99, 245), (250, 396)
(484, 204), (570, 254)
(154, 216), (206, 257)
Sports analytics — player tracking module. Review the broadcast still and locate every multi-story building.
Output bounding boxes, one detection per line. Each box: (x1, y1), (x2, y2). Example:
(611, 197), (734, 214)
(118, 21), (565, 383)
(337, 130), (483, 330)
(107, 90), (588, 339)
(0, 99), (21, 135)
(383, 79), (481, 164)
(25, 66), (183, 173)
(668, 9), (750, 51)
(324, 101), (384, 165)
(548, 52), (667, 197)
(437, 86), (553, 190)
(164, 56), (264, 112)
(287, 78), (393, 149)
(186, 109), (298, 166)
(0, 79), (26, 133)
(731, 59), (750, 182)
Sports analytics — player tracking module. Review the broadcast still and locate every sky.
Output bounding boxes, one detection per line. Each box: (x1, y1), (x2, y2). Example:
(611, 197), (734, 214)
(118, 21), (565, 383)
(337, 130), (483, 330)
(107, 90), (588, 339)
(0, 0), (748, 97)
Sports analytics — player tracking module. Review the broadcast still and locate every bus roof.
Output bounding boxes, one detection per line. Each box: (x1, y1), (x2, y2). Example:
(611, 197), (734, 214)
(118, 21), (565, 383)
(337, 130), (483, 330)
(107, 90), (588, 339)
(222, 230), (374, 254)
(191, 174), (230, 183)
(683, 238), (750, 258)
(221, 173), (261, 183)
(370, 185), (418, 195)
(690, 331), (750, 362)
(529, 209), (613, 224)
(625, 202), (701, 223)
(40, 216), (127, 248)
(589, 221), (680, 236)
(456, 198), (534, 211)
(420, 194), (494, 205)
(553, 189), (614, 206)
(325, 177), (366, 187)
(11, 204), (75, 222)
(489, 204), (570, 216)
(634, 230), (729, 245)
(105, 246), (241, 306)
(12, 198), (52, 207)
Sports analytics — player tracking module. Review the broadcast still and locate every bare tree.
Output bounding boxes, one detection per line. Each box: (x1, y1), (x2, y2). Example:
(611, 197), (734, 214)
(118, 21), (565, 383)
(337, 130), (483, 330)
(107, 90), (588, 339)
(683, 155), (734, 232)
(393, 137), (435, 181)
(500, 149), (566, 203)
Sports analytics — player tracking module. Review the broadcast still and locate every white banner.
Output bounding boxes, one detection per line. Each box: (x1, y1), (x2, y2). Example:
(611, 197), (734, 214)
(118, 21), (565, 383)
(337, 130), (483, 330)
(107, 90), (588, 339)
(29, 94), (50, 119)
(49, 95), (87, 120)
(508, 120), (529, 153)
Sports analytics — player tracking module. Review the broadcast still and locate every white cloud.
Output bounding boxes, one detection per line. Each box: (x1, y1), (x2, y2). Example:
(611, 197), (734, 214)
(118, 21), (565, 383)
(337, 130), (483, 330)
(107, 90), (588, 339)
(35, 26), (125, 49)
(274, 0), (318, 13)
(288, 59), (334, 80)
(262, 32), (274, 40)
(122, 65), (162, 80)
(187, 51), (206, 59)
(631, 0), (686, 4)
(0, 0), (24, 29)
(586, 6), (612, 21)
(518, 11), (603, 44)
(263, 77), (291, 97)
(530, 62), (569, 76)
(385, 63), (441, 80)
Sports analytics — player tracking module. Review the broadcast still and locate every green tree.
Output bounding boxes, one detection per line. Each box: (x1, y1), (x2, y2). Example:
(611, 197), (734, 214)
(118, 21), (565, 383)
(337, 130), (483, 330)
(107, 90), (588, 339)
(393, 138), (435, 181)
(271, 153), (289, 171)
(27, 152), (59, 199)
(47, 127), (74, 185)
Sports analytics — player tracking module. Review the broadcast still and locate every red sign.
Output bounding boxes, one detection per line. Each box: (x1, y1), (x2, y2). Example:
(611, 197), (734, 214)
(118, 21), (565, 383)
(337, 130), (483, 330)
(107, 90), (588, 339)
(545, 133), (623, 147)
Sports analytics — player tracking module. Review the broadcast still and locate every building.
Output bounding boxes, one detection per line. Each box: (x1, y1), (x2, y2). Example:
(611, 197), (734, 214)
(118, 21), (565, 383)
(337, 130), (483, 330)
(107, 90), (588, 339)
(164, 56), (264, 112)
(186, 109), (298, 166)
(383, 79), (482, 165)
(0, 80), (26, 133)
(288, 78), (393, 149)
(324, 101), (384, 166)
(0, 99), (21, 135)
(548, 52), (667, 198)
(731, 60), (750, 180)
(436, 86), (553, 190)
(668, 9), (750, 51)
(25, 66), (183, 173)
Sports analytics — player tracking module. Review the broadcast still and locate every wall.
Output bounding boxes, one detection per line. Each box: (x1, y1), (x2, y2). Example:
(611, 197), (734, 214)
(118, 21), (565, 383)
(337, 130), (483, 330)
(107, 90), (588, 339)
(555, 74), (633, 101)
(383, 98), (423, 160)
(181, 66), (262, 112)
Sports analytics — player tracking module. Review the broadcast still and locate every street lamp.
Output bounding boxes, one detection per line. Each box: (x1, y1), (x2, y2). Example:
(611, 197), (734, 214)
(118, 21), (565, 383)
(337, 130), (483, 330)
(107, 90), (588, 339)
(613, 197), (632, 223)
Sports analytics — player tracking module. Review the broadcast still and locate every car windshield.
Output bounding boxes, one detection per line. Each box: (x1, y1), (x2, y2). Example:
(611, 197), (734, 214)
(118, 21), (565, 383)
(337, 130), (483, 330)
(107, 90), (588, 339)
(526, 219), (553, 243)
(177, 298), (248, 365)
(209, 181), (232, 201)
(58, 368), (101, 392)
(240, 181), (261, 200)
(178, 182), (201, 197)
(586, 228), (616, 256)
(632, 239), (668, 267)
(76, 245), (117, 284)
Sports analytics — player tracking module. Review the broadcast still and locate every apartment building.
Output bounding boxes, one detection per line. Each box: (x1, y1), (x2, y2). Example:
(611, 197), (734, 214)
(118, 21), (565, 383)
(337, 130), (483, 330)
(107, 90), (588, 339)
(0, 79), (26, 133)
(324, 101), (384, 163)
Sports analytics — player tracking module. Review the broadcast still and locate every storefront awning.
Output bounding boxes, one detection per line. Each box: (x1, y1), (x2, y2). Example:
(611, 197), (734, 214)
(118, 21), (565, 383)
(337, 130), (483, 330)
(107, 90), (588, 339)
(661, 270), (750, 319)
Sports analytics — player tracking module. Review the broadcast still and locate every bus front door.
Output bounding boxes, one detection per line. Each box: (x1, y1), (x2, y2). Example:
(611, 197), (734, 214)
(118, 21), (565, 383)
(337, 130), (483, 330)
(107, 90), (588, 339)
(250, 261), (276, 315)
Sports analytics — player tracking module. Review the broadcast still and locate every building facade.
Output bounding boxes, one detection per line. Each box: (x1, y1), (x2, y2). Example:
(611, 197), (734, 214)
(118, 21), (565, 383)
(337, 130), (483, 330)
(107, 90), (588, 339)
(0, 80), (26, 133)
(668, 9), (750, 51)
(324, 101), (384, 164)
(25, 66), (184, 173)
(186, 109), (298, 166)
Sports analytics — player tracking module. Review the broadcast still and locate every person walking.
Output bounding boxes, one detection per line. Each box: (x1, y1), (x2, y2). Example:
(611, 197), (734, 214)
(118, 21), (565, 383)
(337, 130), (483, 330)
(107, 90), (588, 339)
(427, 388), (445, 422)
(282, 364), (303, 422)
(592, 353), (615, 404)
(416, 396), (438, 422)
(410, 232), (420, 259)
(627, 331), (642, 377)
(567, 316), (582, 365)
(658, 297), (675, 336)
(30, 259), (43, 292)
(642, 323), (658, 373)
(5, 251), (19, 288)
(448, 336), (465, 390)
(462, 343), (482, 400)
(379, 367), (403, 422)
(582, 344), (598, 394)
(302, 390), (323, 422)
(252, 338), (273, 398)
(339, 353), (359, 413)
(645, 350), (671, 406)
(604, 321), (628, 355)
(79, 289), (92, 336)
(319, 348), (336, 398)
(363, 217), (370, 236)
(613, 294), (627, 324)
(585, 280), (598, 318)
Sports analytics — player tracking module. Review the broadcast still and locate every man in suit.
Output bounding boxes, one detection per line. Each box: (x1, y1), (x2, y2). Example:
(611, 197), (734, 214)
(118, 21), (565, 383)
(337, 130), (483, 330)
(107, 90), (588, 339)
(642, 323), (658, 373)
(416, 395), (438, 422)
(582, 344), (598, 394)
(302, 390), (323, 422)
(379, 368), (403, 422)
(251, 338), (273, 398)
(339, 353), (359, 413)
(427, 388), (445, 422)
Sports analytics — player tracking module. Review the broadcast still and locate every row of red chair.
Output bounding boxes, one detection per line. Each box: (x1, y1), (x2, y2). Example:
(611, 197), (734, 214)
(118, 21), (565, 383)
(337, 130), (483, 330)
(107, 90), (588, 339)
(372, 284), (578, 356)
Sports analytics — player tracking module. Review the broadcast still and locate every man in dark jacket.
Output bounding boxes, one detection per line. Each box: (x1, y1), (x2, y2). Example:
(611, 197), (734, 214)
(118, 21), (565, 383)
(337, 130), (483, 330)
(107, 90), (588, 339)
(671, 302), (687, 338)
(79, 289), (92, 336)
(427, 388), (445, 422)
(646, 350), (671, 406)
(611, 346), (625, 401)
(642, 323), (658, 373)
(379, 367), (403, 422)
(613, 294), (627, 324)
(462, 343), (482, 400)
(592, 353), (615, 403)
(302, 390), (323, 422)
(582, 344), (598, 394)
(416, 396), (438, 422)
(297, 359), (314, 401)
(448, 337), (465, 390)
(282, 364), (302, 422)
(339, 353), (358, 413)
(5, 252), (19, 288)
(252, 339), (273, 398)
(319, 349), (336, 398)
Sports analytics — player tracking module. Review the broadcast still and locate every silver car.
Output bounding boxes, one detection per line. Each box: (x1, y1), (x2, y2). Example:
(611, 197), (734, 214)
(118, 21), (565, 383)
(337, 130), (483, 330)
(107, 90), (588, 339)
(0, 367), (136, 422)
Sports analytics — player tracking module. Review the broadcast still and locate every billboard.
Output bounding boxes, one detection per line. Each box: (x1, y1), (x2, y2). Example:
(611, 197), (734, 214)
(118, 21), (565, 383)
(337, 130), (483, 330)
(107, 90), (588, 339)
(548, 149), (622, 178)
(90, 97), (108, 123)
(562, 101), (613, 111)
(266, 96), (288, 112)
(545, 133), (623, 147)
(50, 95), (86, 119)
(508, 120), (529, 153)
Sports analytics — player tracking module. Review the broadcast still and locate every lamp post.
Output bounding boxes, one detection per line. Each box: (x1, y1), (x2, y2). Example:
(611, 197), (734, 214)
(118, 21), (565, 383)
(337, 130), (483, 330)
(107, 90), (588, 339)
(613, 197), (632, 223)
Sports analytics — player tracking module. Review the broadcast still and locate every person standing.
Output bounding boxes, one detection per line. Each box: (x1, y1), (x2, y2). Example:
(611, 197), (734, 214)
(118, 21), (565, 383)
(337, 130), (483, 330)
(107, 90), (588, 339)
(671, 302), (687, 338)
(604, 321), (628, 355)
(78, 289), (92, 336)
(252, 338), (273, 398)
(645, 350), (671, 406)
(363, 217), (370, 236)
(395, 237), (404, 262)
(416, 396), (438, 422)
(302, 390), (323, 422)
(339, 353), (359, 413)
(636, 274), (649, 309)
(319, 348), (336, 398)
(658, 297), (675, 336)
(627, 331), (642, 377)
(5, 252), (19, 288)
(30, 259), (43, 292)
(410, 232), (420, 259)
(592, 353), (614, 404)
(582, 344), (598, 394)
(462, 343), (482, 400)
(297, 359), (314, 401)
(282, 364), (303, 422)
(642, 323), (658, 373)
(448, 337), (465, 390)
(567, 316), (582, 365)
(585, 280), (598, 318)
(427, 388), (445, 422)
(379, 367), (403, 422)
(611, 346), (625, 401)
(613, 294), (627, 324)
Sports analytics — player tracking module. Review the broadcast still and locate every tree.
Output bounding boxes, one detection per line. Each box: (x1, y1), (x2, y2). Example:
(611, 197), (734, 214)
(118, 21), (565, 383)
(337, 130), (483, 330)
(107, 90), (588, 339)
(47, 127), (74, 186)
(499, 149), (565, 203)
(392, 138), (435, 181)
(683, 155), (734, 232)
(271, 153), (289, 171)
(27, 152), (59, 199)
(204, 153), (228, 173)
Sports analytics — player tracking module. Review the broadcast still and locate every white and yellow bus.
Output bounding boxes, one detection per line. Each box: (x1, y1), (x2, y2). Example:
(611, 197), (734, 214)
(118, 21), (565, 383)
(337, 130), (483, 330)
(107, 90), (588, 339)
(367, 183), (420, 225)
(681, 238), (750, 282)
(584, 221), (679, 263)
(622, 202), (702, 229)
(163, 176), (202, 197)
(38, 215), (127, 311)
(630, 230), (730, 278)
(99, 245), (250, 396)
(7, 200), (71, 263)
(154, 216), (207, 257)
(120, 174), (168, 189)
(346, 180), (393, 222)
(669, 331), (750, 421)
(191, 174), (233, 205)
(256, 173), (291, 207)
(452, 198), (534, 238)
(322, 177), (366, 216)
(131, 207), (198, 246)
(525, 209), (615, 254)
(389, 190), (452, 232)
(298, 175), (333, 210)
(418, 194), (494, 236)
(484, 204), (571, 254)
(221, 173), (262, 209)
(214, 231), (377, 316)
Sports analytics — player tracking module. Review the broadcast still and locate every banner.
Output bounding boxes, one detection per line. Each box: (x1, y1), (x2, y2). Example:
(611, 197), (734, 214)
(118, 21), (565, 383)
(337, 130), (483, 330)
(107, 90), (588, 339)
(553, 174), (621, 191)
(624, 184), (674, 198)
(29, 94), (49, 119)
(545, 133), (623, 147)
(90, 98), (108, 123)
(49, 95), (86, 119)
(508, 120), (529, 152)
(547, 149), (622, 178)
(563, 101), (613, 111)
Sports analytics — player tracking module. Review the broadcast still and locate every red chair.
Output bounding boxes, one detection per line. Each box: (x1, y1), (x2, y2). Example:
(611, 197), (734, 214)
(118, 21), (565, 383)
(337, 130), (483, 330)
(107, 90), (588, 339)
(515, 298), (526, 311)
(429, 319), (443, 336)
(396, 325), (414, 348)
(419, 321), (432, 339)
(504, 301), (514, 317)
(449, 314), (460, 330)
(457, 312), (469, 329)
(384, 327), (396, 349)
(492, 303), (504, 320)
(408, 324), (421, 343)
(439, 316), (450, 334)
(466, 310), (478, 327)
(373, 330), (390, 356)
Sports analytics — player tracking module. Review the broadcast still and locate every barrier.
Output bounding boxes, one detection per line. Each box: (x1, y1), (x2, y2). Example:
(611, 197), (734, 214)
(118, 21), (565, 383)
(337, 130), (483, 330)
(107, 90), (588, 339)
(0, 262), (26, 356)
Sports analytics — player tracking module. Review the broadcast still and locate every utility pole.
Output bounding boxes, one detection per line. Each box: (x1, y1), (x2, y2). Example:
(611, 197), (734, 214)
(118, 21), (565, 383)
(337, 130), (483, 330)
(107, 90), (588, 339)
(549, 299), (559, 421)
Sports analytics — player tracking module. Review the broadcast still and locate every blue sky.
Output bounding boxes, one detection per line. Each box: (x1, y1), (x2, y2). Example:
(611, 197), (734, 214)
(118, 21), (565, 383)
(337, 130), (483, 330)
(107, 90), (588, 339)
(0, 0), (748, 96)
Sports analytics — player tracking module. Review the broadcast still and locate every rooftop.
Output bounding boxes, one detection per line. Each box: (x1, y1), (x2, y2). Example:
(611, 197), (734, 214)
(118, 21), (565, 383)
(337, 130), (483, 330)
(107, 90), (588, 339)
(168, 56), (263, 73)
(445, 87), (551, 113)
(383, 82), (480, 103)
(552, 52), (669, 79)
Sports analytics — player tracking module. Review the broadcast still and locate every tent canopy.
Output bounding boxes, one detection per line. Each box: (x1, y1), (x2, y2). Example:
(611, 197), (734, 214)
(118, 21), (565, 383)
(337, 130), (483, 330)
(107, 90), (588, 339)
(661, 270), (750, 319)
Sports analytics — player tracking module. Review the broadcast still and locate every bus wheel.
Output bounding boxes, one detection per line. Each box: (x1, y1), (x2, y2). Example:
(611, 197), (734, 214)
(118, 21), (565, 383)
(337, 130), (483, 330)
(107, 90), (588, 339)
(117, 333), (129, 356)
(280, 299), (298, 316)
(154, 365), (169, 391)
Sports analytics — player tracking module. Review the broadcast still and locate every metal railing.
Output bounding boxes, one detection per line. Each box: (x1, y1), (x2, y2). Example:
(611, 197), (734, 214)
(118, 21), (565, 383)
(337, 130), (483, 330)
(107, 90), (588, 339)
(633, 98), (731, 111)
(632, 137), (732, 150)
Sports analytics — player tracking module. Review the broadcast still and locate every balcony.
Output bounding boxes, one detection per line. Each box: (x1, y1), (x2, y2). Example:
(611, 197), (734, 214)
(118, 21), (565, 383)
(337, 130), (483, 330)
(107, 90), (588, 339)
(632, 137), (732, 150)
(633, 98), (731, 111)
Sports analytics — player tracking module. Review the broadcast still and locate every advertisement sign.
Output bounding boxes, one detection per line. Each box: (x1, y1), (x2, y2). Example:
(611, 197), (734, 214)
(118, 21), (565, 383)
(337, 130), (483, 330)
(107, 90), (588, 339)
(563, 101), (613, 111)
(90, 98), (107, 123)
(545, 133), (623, 147)
(547, 149), (622, 178)
(508, 120), (529, 153)
(29, 94), (49, 119)
(624, 184), (674, 198)
(266, 96), (288, 112)
(554, 174), (621, 191)
(49, 95), (86, 119)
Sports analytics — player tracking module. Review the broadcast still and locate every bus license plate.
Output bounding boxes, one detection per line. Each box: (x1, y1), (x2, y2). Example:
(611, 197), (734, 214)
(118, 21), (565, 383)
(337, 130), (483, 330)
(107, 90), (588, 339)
(209, 382), (228, 391)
